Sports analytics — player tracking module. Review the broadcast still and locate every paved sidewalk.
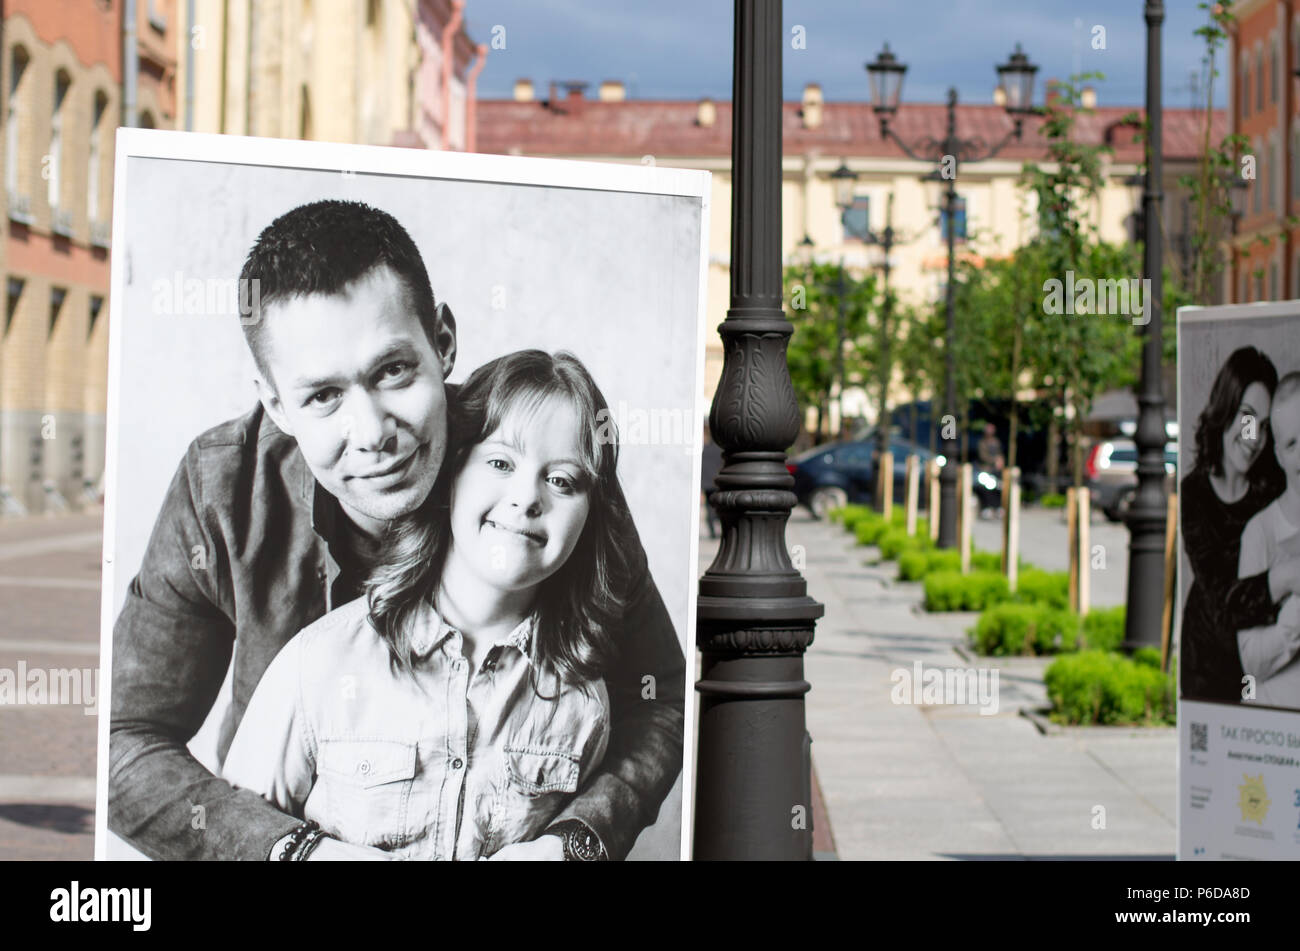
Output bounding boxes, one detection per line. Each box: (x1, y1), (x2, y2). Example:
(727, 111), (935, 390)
(700, 509), (1176, 860)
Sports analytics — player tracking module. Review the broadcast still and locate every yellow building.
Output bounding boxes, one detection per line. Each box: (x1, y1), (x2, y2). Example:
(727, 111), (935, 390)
(477, 82), (1219, 428)
(178, 0), (483, 148)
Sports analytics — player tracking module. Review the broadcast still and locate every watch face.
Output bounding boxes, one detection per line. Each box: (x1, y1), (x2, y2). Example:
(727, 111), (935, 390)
(569, 827), (602, 861)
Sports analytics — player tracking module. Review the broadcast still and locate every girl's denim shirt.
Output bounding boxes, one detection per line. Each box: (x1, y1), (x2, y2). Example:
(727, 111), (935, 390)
(221, 597), (610, 859)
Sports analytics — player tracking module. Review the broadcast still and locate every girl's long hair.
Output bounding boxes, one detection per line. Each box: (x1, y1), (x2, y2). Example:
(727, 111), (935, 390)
(365, 349), (640, 685)
(1193, 345), (1284, 495)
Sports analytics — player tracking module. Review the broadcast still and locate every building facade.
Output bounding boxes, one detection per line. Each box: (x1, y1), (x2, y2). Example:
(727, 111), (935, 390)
(1, 0), (124, 513)
(1229, 0), (1300, 303)
(179, 0), (482, 148)
(0, 0), (482, 514)
(477, 83), (1220, 422)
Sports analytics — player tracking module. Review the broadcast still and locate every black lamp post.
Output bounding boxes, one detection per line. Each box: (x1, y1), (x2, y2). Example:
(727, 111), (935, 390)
(695, 0), (824, 861)
(866, 41), (1038, 548)
(1123, 0), (1168, 651)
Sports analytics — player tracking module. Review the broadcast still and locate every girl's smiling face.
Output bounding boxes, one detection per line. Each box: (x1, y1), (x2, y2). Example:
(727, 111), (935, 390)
(449, 395), (593, 593)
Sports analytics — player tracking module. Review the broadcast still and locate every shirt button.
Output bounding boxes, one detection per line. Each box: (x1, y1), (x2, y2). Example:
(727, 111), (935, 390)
(451, 757), (464, 770)
(358, 760), (371, 775)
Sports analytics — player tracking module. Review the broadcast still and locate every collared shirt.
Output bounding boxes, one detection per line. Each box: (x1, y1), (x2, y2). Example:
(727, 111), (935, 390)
(222, 600), (610, 860)
(109, 401), (684, 861)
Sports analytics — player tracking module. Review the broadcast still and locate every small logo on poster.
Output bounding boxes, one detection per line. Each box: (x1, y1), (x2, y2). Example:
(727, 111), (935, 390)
(1238, 774), (1270, 824)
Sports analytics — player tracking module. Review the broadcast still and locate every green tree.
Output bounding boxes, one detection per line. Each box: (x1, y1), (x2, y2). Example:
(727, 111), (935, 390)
(1021, 74), (1141, 488)
(784, 260), (877, 443)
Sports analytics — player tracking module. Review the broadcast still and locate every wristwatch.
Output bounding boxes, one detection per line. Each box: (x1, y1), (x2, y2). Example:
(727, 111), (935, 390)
(547, 819), (608, 861)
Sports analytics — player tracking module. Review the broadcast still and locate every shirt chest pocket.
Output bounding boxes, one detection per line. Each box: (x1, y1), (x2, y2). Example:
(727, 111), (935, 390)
(314, 737), (418, 849)
(486, 746), (581, 855)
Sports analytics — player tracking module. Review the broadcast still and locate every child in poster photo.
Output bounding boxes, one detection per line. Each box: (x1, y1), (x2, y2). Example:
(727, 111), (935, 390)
(222, 349), (644, 859)
(1238, 373), (1300, 708)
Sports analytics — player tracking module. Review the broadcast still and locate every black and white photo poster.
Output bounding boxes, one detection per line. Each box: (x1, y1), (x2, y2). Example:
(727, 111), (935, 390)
(94, 130), (708, 861)
(1178, 302), (1300, 860)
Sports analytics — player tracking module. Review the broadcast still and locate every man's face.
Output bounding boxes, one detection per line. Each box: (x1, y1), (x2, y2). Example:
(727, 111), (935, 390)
(256, 264), (455, 537)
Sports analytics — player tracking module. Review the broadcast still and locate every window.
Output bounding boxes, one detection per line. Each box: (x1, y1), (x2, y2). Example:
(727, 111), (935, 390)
(1253, 142), (1262, 214)
(1256, 272), (1265, 301)
(1294, 127), (1300, 203)
(1241, 60), (1249, 118)
(940, 196), (968, 242)
(88, 91), (107, 221)
(299, 84), (312, 139)
(139, 110), (156, 130)
(1257, 51), (1265, 111)
(5, 277), (22, 336)
(1270, 262), (1279, 300)
(48, 286), (66, 338)
(1270, 137), (1279, 209)
(1273, 40), (1280, 103)
(1239, 269), (1248, 303)
(48, 70), (70, 208)
(7, 46), (28, 195)
(841, 195), (872, 241)
(89, 295), (103, 339)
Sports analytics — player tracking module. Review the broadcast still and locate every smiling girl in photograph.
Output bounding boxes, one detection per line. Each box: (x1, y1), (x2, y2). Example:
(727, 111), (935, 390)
(221, 349), (643, 860)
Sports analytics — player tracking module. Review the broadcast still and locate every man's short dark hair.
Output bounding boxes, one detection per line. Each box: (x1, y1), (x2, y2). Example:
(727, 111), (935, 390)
(239, 200), (439, 386)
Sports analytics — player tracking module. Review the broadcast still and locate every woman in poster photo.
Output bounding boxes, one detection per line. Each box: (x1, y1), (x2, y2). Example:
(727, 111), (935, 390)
(222, 349), (644, 859)
(1180, 346), (1299, 704)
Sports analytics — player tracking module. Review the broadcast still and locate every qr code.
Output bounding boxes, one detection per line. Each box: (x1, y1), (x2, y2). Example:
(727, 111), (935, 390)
(1191, 721), (1208, 752)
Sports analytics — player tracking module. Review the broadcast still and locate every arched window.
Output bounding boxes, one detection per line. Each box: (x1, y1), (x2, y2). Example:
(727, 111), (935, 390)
(89, 90), (108, 222)
(139, 110), (156, 130)
(48, 69), (71, 209)
(6, 45), (29, 197)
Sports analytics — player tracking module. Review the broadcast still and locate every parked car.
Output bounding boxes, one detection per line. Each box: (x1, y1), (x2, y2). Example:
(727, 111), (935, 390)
(1086, 437), (1177, 522)
(787, 437), (1002, 519)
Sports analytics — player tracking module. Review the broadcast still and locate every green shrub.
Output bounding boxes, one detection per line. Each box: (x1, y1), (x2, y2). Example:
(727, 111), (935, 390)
(1044, 650), (1176, 726)
(897, 548), (1003, 582)
(835, 505), (874, 530)
(877, 527), (931, 560)
(1040, 493), (1067, 508)
(1132, 646), (1163, 668)
(923, 570), (1010, 612)
(1081, 606), (1126, 652)
(854, 517), (890, 545)
(897, 549), (932, 581)
(968, 603), (1079, 656)
(1014, 570), (1070, 610)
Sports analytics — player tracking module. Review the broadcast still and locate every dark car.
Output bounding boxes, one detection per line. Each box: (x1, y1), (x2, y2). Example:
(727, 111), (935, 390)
(787, 437), (1002, 519)
(1086, 437), (1178, 521)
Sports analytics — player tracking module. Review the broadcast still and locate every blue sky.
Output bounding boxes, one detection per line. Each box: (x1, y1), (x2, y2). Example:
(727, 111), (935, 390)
(466, 1), (1228, 109)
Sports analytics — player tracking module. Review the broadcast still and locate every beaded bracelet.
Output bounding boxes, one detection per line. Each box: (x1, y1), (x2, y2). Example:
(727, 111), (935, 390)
(275, 820), (321, 862)
(294, 826), (329, 862)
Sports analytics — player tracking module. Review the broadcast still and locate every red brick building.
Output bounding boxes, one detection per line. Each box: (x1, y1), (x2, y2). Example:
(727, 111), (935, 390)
(1230, 0), (1300, 302)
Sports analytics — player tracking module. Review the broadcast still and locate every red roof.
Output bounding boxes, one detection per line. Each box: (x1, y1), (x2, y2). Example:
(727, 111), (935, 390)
(476, 97), (1223, 164)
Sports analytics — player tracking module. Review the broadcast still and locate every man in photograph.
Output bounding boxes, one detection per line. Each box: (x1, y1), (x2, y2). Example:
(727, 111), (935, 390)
(108, 199), (685, 861)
